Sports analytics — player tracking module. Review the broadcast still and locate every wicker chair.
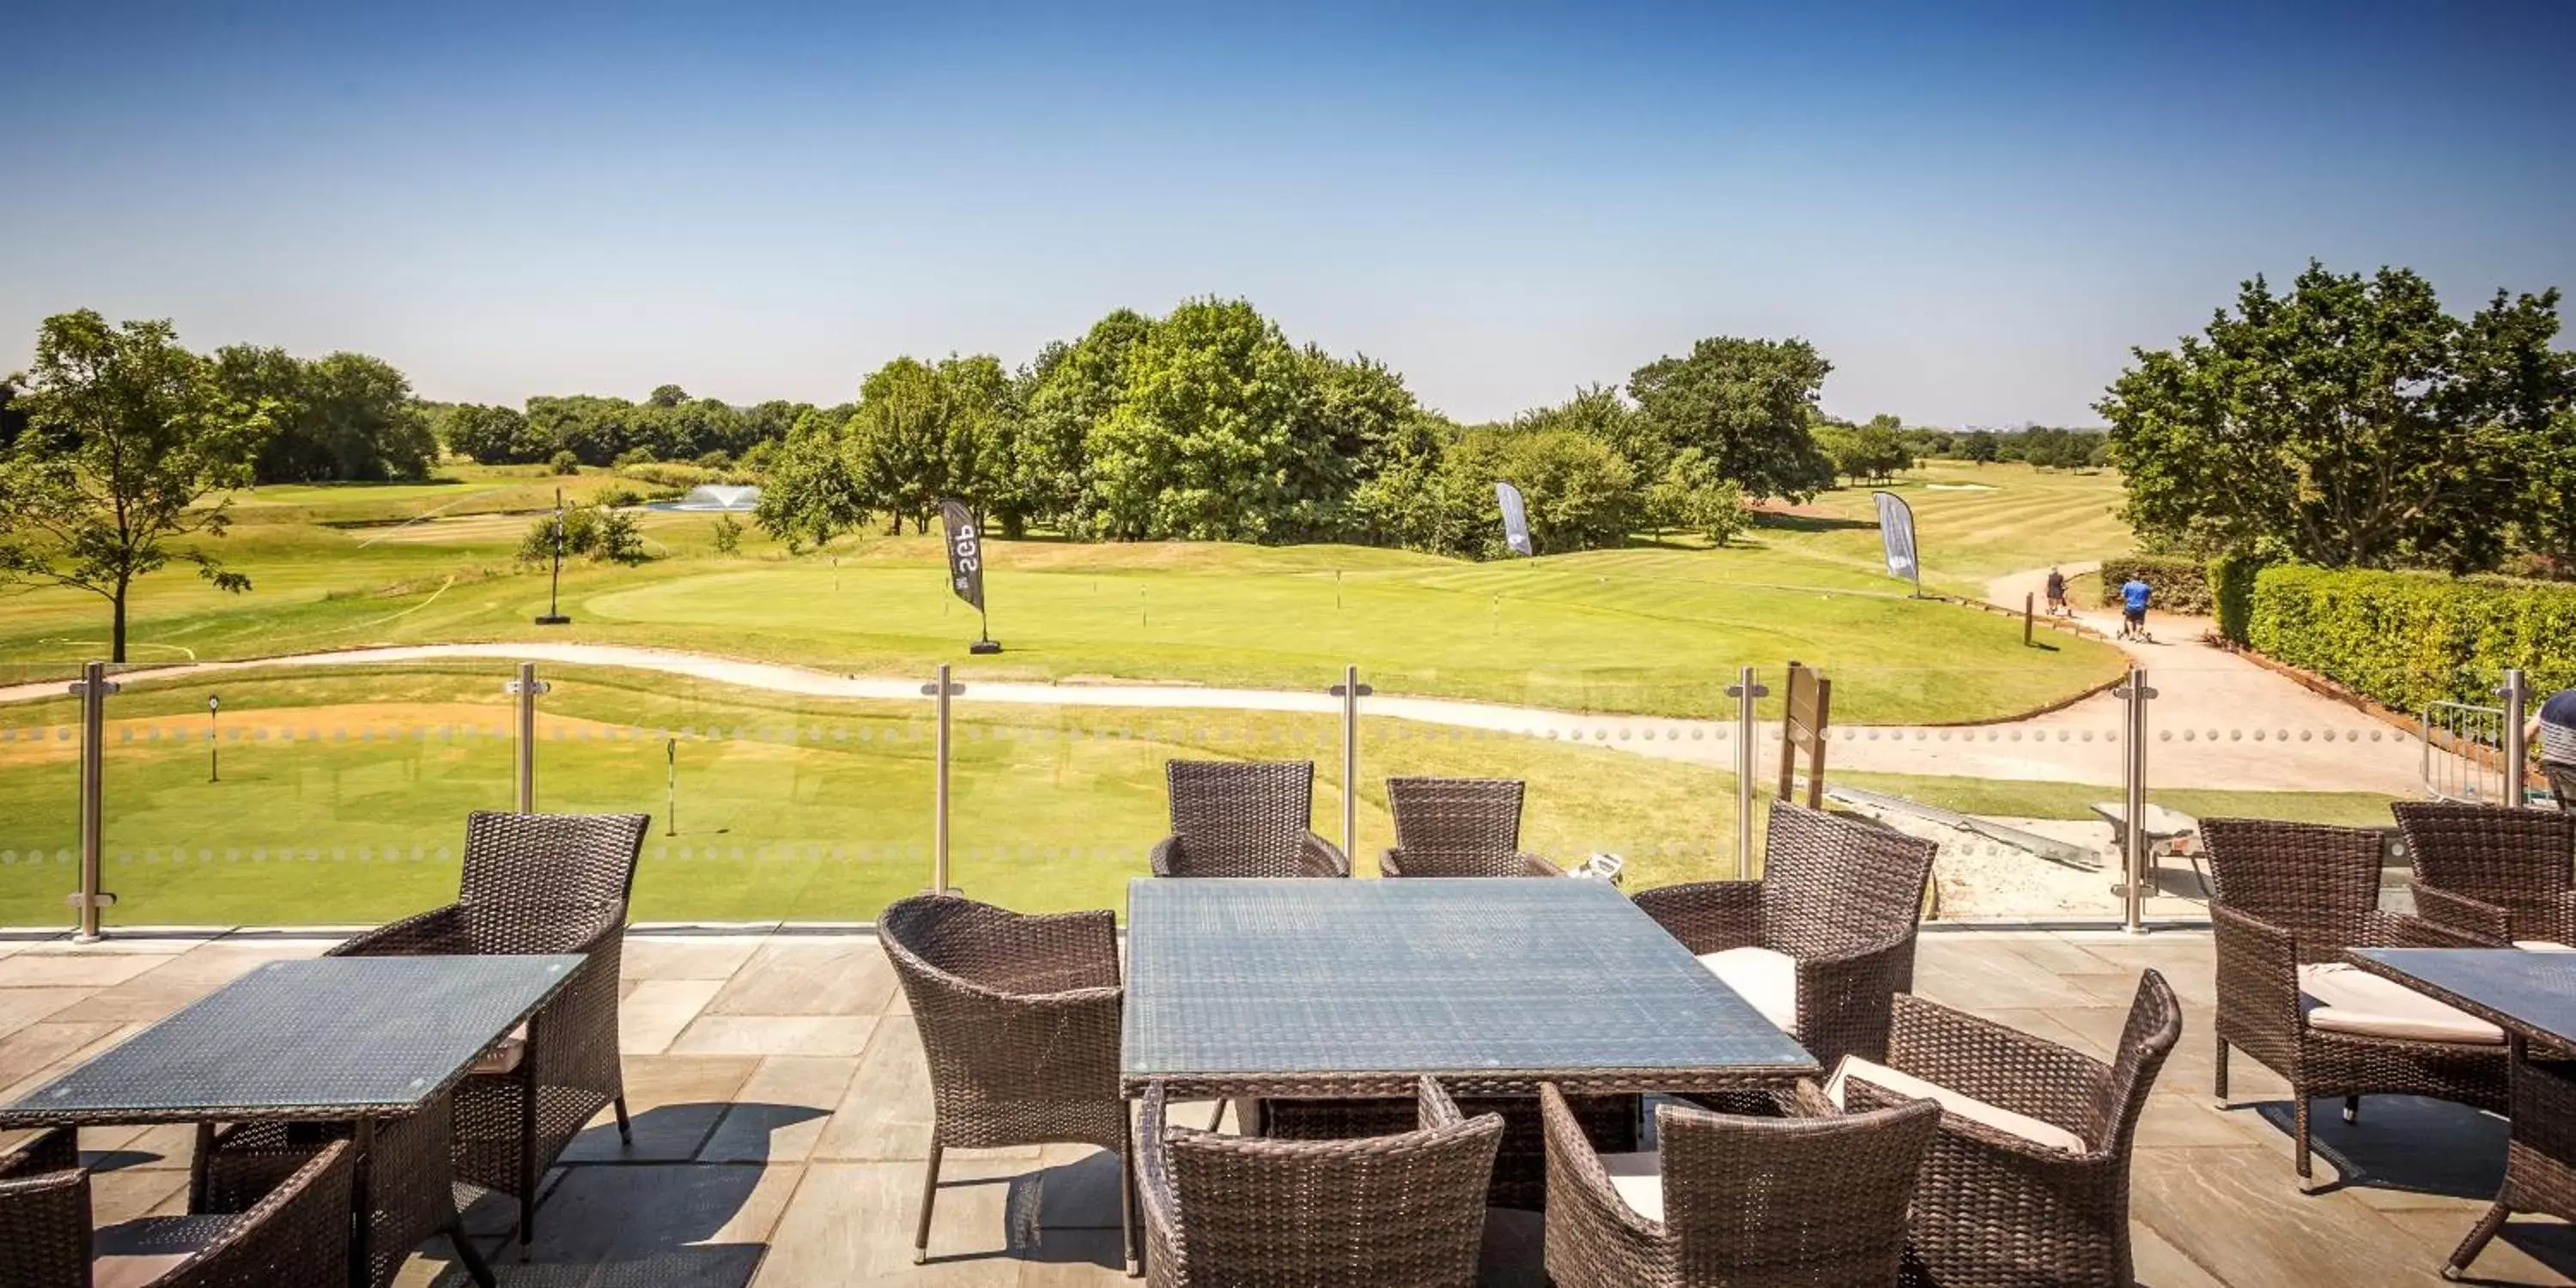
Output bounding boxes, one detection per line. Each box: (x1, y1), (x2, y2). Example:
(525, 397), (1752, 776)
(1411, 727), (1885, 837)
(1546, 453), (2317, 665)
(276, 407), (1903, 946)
(880, 895), (1133, 1269)
(2202, 817), (2509, 1187)
(1539, 1081), (1939, 1288)
(2, 1129), (353, 1288)
(1136, 1077), (1501, 1287)
(299, 810), (647, 1255)
(1151, 760), (1349, 878)
(2392, 801), (2576, 947)
(1382, 776), (1564, 878)
(1632, 802), (1936, 1069)
(1836, 971), (2180, 1288)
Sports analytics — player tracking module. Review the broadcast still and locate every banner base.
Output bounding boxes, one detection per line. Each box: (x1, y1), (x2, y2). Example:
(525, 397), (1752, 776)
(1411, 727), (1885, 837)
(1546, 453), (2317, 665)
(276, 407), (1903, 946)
(533, 615), (571, 625)
(969, 640), (1004, 655)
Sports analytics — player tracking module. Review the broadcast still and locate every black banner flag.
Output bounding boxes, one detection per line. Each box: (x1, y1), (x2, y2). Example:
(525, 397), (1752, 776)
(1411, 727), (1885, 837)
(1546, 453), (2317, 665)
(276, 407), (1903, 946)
(940, 499), (1001, 652)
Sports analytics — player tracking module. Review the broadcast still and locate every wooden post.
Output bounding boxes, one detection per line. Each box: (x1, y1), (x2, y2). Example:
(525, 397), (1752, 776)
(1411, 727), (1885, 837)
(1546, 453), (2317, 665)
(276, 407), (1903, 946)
(1777, 662), (1832, 808)
(2024, 592), (2035, 647)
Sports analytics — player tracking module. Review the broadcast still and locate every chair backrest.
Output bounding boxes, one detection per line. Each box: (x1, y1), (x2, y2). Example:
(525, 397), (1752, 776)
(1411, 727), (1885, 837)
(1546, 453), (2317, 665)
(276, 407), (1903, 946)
(1165, 760), (1317, 877)
(1659, 1096), (1941, 1287)
(458, 811), (648, 908)
(2200, 817), (2382, 958)
(1151, 1078), (1499, 1285)
(1758, 803), (1935, 957)
(2080, 969), (2183, 1159)
(1387, 776), (1526, 877)
(2394, 801), (2576, 927)
(879, 896), (1122, 1129)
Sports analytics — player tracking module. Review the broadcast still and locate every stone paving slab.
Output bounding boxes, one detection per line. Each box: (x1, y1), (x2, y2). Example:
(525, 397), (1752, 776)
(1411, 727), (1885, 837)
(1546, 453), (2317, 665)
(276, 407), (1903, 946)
(1, 926), (2570, 1285)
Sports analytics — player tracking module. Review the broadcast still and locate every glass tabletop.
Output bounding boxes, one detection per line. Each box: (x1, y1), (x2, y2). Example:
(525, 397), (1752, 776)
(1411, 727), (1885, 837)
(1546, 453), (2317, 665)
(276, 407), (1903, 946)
(1122, 878), (1814, 1085)
(2350, 948), (2576, 1047)
(2, 955), (584, 1123)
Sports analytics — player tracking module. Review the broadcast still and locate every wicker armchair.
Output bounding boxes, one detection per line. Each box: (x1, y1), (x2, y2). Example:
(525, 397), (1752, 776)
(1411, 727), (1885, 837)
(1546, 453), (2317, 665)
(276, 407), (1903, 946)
(2202, 817), (2509, 1187)
(1137, 1077), (1501, 1287)
(1836, 971), (2179, 1288)
(1151, 760), (1349, 878)
(880, 895), (1133, 1269)
(2392, 801), (2576, 948)
(307, 810), (646, 1254)
(1540, 1081), (1939, 1288)
(2, 1129), (353, 1288)
(1632, 802), (1936, 1069)
(1381, 776), (1563, 878)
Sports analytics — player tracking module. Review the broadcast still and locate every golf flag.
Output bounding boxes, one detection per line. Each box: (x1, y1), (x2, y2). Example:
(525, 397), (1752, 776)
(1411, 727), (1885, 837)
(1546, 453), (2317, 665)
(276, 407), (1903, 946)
(1495, 482), (1534, 556)
(939, 500), (986, 611)
(1872, 489), (1921, 594)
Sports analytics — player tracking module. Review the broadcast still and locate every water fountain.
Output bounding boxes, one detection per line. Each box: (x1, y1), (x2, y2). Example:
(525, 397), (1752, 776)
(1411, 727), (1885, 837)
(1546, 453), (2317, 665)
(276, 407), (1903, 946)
(650, 484), (762, 512)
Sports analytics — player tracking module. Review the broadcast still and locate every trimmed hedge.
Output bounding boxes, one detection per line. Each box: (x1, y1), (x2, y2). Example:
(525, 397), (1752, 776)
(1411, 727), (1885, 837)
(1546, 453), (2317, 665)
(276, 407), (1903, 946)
(2208, 553), (2267, 644)
(2245, 564), (2576, 711)
(2096, 555), (2213, 616)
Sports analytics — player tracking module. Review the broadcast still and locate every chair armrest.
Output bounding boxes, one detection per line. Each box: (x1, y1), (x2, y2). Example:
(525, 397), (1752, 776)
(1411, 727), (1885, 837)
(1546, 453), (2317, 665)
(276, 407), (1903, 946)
(1793, 934), (1919, 1066)
(1516, 853), (1567, 878)
(177, 1140), (356, 1285)
(0, 1128), (89, 1278)
(1838, 1072), (2107, 1174)
(2212, 902), (2304, 1045)
(1631, 881), (1762, 956)
(948, 908), (1121, 994)
(1540, 1081), (1664, 1251)
(328, 903), (470, 957)
(1148, 835), (1183, 878)
(1886, 992), (2108, 1148)
(2409, 886), (2513, 946)
(1414, 1075), (1464, 1130)
(2360, 908), (2496, 951)
(1301, 834), (1352, 878)
(1135, 1084), (1183, 1276)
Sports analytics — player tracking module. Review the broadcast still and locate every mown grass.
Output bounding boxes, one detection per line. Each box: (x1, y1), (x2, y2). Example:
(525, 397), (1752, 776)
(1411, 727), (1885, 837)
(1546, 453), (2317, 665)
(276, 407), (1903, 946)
(0, 464), (2133, 724)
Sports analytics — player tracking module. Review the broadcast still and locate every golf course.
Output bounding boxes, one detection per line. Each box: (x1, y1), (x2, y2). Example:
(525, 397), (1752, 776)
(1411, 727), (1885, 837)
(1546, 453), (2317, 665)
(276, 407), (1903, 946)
(2, 458), (2406, 925)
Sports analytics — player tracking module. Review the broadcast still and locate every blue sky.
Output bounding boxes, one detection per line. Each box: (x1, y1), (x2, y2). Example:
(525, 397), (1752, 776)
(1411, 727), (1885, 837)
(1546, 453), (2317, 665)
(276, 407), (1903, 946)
(5, 1), (2570, 427)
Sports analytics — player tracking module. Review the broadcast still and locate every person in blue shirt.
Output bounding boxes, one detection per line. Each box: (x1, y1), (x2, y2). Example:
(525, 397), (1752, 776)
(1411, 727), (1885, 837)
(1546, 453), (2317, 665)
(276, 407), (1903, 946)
(2118, 575), (2152, 641)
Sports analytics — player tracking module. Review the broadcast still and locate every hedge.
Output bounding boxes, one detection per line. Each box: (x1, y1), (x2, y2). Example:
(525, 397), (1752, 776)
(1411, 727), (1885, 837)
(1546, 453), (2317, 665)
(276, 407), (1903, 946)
(2095, 555), (2212, 616)
(2207, 552), (2266, 644)
(2244, 564), (2576, 711)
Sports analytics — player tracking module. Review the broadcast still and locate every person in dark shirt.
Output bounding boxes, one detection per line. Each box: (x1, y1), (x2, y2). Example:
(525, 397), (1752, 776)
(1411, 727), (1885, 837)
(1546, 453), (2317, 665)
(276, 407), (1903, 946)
(2044, 568), (2069, 617)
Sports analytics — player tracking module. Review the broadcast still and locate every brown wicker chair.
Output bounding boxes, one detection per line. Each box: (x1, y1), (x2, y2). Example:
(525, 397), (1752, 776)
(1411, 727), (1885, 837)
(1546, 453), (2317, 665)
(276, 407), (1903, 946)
(306, 810), (647, 1255)
(1834, 971), (2179, 1288)
(1151, 760), (1349, 878)
(1382, 776), (1564, 878)
(1539, 1081), (1939, 1287)
(880, 895), (1133, 1269)
(1632, 802), (1936, 1069)
(2201, 817), (2509, 1187)
(2392, 801), (2576, 947)
(1136, 1077), (1501, 1287)
(2, 1129), (354, 1288)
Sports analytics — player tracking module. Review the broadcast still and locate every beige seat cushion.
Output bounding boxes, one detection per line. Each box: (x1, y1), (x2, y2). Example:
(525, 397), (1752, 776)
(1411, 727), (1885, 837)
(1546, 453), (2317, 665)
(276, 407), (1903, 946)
(2515, 941), (2574, 952)
(470, 1027), (529, 1076)
(1594, 1151), (1665, 1222)
(93, 1215), (231, 1288)
(1826, 1056), (2088, 1155)
(1695, 946), (1797, 1032)
(2298, 963), (2504, 1045)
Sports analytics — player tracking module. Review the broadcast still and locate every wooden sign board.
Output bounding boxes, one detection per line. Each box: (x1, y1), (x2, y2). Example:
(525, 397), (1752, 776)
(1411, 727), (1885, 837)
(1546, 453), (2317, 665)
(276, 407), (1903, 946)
(1777, 660), (1832, 808)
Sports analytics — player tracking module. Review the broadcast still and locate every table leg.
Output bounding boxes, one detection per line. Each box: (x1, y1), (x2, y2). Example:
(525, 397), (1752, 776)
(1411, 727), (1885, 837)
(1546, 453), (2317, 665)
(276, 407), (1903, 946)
(350, 1116), (374, 1288)
(187, 1121), (214, 1212)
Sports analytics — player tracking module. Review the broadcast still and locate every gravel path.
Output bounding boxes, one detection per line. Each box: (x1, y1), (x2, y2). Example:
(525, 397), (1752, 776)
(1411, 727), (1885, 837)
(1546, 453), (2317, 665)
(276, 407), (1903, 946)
(0, 626), (2428, 793)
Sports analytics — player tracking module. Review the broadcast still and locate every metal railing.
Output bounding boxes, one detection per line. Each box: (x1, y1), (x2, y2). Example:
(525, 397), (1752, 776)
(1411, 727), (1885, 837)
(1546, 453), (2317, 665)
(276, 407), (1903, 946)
(2423, 698), (2510, 804)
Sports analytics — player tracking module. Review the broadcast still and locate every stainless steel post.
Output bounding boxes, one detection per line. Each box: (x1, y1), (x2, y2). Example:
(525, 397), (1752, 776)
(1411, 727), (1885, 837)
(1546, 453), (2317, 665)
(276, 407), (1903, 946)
(69, 661), (119, 943)
(2116, 667), (2155, 934)
(507, 662), (546, 812)
(1332, 665), (1372, 861)
(2500, 669), (2530, 809)
(1726, 666), (1768, 879)
(922, 665), (961, 893)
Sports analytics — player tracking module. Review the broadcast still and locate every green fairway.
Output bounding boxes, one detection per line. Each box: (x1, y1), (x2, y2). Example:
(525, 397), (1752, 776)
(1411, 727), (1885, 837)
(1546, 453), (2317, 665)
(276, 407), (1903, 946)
(0, 462), (2131, 724)
(1, 659), (2399, 928)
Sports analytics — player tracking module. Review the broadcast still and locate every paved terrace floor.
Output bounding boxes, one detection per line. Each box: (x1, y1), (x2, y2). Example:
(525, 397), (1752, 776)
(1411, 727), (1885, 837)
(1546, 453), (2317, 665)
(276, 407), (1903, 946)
(3, 927), (2572, 1286)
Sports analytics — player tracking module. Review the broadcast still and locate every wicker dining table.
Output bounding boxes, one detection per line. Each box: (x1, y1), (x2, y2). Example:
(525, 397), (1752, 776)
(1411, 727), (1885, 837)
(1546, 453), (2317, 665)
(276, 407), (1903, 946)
(1121, 877), (1816, 1100)
(2348, 948), (2576, 1281)
(0, 953), (583, 1288)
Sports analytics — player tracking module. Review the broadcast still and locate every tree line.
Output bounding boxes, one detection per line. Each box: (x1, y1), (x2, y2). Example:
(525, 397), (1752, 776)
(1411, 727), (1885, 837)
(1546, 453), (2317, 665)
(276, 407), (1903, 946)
(756, 297), (1865, 558)
(442, 386), (811, 471)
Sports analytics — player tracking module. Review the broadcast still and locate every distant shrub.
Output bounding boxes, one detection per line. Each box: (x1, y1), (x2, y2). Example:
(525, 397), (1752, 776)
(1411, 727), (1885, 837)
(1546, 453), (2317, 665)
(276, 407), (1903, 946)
(517, 506), (596, 562)
(2246, 565), (2576, 711)
(2096, 555), (2212, 616)
(547, 450), (581, 476)
(591, 509), (648, 564)
(597, 486), (642, 509)
(710, 513), (742, 555)
(693, 450), (733, 470)
(612, 447), (659, 469)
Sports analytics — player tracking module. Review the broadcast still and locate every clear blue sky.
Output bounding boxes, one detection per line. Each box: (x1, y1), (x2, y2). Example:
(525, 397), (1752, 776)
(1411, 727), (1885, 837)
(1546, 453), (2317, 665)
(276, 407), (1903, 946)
(5, 0), (2570, 427)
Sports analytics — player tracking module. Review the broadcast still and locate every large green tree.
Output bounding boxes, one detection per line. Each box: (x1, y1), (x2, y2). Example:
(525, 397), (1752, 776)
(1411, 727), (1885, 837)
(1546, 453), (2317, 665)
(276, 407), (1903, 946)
(214, 346), (435, 483)
(2101, 261), (2575, 569)
(0, 312), (271, 660)
(1086, 298), (1311, 541)
(1010, 309), (1156, 537)
(1625, 337), (1836, 501)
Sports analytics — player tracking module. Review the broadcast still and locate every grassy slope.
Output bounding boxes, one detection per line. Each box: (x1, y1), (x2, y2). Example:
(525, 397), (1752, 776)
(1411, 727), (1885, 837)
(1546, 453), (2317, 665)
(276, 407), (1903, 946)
(0, 463), (2132, 724)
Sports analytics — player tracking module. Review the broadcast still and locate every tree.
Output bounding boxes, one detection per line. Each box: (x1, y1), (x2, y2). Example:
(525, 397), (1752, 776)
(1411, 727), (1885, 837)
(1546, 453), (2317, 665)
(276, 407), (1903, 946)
(212, 347), (434, 483)
(1647, 447), (1752, 546)
(0, 380), (27, 450)
(1452, 428), (1640, 553)
(0, 312), (270, 661)
(1960, 430), (1999, 464)
(1012, 309), (1156, 537)
(1626, 337), (1837, 501)
(1087, 298), (1310, 541)
(443, 404), (542, 464)
(754, 409), (871, 549)
(2100, 261), (2575, 568)
(847, 357), (951, 533)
